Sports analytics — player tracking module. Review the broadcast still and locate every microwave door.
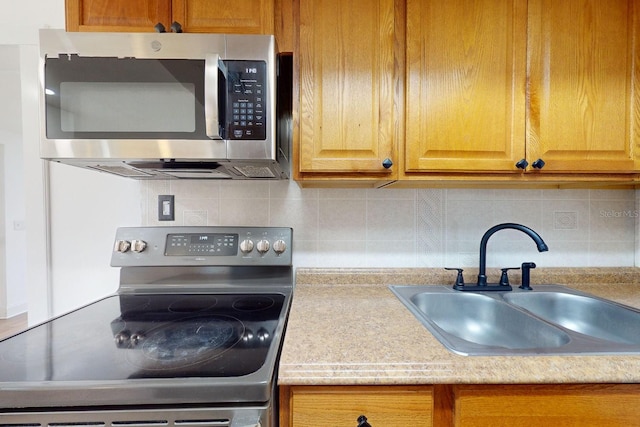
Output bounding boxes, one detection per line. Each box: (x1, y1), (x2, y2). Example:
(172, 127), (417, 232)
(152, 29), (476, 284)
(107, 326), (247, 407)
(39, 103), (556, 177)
(204, 54), (226, 140)
(42, 56), (210, 141)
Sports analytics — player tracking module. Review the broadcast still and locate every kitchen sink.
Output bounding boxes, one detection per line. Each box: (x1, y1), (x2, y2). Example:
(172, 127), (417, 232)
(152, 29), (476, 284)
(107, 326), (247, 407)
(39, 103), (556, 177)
(503, 292), (640, 345)
(390, 285), (640, 356)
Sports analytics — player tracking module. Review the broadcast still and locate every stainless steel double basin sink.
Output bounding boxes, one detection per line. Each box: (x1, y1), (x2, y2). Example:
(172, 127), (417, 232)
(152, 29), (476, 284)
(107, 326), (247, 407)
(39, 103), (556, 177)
(390, 285), (640, 356)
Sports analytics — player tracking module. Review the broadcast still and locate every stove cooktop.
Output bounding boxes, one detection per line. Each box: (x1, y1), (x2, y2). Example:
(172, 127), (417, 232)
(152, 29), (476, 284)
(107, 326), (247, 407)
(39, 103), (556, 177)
(0, 293), (286, 382)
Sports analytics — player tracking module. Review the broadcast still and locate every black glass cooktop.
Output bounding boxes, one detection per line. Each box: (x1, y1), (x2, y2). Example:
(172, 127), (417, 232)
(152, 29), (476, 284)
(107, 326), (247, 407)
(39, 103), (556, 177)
(0, 293), (285, 382)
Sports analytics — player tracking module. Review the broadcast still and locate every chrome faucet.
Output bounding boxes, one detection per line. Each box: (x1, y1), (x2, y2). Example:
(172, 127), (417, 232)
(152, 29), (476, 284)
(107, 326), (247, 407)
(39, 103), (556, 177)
(476, 222), (548, 288)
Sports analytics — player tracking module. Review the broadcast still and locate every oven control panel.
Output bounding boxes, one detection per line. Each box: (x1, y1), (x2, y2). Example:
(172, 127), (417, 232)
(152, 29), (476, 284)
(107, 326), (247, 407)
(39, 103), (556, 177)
(111, 226), (292, 267)
(165, 233), (238, 256)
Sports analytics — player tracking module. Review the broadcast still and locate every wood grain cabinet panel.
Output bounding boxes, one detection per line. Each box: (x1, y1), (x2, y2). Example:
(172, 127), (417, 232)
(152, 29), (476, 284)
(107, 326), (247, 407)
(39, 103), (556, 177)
(453, 384), (640, 427)
(280, 384), (640, 427)
(294, 0), (398, 180)
(66, 0), (275, 34)
(172, 0), (274, 34)
(66, 0), (171, 32)
(527, 0), (640, 173)
(404, 0), (527, 173)
(280, 386), (434, 426)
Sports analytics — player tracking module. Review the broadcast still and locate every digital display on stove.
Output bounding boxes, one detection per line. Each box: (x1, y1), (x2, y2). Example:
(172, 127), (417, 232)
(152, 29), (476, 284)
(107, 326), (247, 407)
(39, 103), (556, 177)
(165, 233), (238, 256)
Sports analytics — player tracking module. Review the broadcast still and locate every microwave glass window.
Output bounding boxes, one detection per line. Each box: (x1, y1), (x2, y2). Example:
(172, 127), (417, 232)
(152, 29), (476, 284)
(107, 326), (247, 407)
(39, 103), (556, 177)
(59, 82), (196, 133)
(44, 56), (208, 139)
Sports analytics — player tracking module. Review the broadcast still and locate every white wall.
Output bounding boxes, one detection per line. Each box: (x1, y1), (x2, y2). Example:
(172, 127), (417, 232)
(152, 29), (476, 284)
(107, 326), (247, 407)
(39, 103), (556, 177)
(1, 0), (142, 323)
(0, 45), (27, 318)
(0, 146), (5, 314)
(0, 0), (65, 45)
(48, 165), (141, 315)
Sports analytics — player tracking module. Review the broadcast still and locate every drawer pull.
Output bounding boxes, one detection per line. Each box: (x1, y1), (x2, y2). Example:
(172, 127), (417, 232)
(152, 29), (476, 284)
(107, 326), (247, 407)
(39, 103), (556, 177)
(357, 415), (372, 427)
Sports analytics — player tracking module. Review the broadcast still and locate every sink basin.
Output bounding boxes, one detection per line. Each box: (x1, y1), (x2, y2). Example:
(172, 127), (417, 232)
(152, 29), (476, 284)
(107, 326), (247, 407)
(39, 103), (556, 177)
(390, 285), (640, 356)
(409, 292), (569, 351)
(504, 292), (640, 345)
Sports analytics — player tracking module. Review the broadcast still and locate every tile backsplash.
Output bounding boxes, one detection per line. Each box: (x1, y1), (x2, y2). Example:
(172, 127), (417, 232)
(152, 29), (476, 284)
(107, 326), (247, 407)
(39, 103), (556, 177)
(141, 181), (639, 268)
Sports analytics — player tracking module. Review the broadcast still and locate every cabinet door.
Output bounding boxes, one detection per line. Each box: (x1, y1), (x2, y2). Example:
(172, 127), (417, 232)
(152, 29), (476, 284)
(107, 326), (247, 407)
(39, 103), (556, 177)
(66, 0), (171, 32)
(66, 0), (275, 34)
(280, 386), (434, 427)
(405, 0), (527, 173)
(527, 0), (640, 172)
(454, 384), (640, 426)
(172, 0), (274, 34)
(295, 0), (397, 177)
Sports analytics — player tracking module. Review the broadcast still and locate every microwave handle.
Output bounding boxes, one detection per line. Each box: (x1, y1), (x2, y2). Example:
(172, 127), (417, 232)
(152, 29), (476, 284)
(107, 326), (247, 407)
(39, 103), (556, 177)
(204, 53), (226, 140)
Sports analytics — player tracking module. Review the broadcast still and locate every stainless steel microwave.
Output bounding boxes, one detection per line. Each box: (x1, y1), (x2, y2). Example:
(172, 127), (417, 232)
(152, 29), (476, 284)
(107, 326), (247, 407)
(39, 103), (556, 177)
(38, 30), (291, 179)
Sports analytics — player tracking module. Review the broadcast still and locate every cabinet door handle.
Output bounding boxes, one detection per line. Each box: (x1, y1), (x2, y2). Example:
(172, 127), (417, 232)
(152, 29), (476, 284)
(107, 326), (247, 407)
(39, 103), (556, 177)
(357, 415), (372, 427)
(532, 158), (546, 169)
(382, 158), (393, 169)
(170, 21), (183, 33)
(515, 158), (528, 169)
(154, 22), (167, 33)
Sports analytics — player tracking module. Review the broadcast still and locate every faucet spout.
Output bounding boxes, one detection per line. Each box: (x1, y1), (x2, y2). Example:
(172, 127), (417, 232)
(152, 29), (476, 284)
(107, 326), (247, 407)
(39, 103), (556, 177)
(477, 223), (548, 286)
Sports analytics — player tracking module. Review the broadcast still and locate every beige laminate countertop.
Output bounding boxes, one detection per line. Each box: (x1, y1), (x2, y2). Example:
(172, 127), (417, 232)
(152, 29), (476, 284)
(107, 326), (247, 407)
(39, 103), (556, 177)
(278, 267), (640, 385)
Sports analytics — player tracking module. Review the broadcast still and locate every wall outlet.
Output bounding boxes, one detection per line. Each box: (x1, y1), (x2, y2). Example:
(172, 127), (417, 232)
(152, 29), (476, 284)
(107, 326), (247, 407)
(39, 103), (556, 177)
(158, 195), (175, 221)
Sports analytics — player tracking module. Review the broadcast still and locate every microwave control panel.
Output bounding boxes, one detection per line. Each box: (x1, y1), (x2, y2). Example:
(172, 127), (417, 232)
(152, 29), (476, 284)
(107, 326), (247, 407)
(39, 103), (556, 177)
(225, 60), (267, 140)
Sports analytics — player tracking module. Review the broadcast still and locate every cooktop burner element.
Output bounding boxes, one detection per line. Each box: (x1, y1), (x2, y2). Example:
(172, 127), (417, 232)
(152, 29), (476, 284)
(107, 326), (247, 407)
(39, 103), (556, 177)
(0, 226), (293, 422)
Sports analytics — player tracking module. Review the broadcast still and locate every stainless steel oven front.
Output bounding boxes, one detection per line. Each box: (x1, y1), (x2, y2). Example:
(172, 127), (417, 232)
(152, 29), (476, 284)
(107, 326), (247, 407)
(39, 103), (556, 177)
(0, 226), (293, 427)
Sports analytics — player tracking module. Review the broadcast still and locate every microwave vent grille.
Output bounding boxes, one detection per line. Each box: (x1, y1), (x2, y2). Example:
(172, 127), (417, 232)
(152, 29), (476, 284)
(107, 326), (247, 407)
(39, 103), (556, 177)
(91, 165), (154, 178)
(233, 165), (276, 178)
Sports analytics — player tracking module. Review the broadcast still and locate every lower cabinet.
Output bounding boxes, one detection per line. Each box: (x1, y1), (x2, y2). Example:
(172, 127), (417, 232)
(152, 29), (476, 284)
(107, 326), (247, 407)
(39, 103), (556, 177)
(453, 384), (640, 427)
(280, 384), (640, 427)
(279, 385), (435, 426)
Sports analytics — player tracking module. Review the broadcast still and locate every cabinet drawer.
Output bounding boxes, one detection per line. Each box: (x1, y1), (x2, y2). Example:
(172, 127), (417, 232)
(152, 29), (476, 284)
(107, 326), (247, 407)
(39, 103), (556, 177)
(280, 385), (434, 426)
(454, 384), (640, 427)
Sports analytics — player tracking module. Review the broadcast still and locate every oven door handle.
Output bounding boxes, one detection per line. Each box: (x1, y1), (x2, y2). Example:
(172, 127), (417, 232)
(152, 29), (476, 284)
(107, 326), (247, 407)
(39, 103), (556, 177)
(204, 53), (226, 140)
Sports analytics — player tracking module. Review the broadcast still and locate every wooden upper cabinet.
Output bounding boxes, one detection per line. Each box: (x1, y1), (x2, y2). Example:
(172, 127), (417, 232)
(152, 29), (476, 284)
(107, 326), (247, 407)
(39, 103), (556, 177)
(527, 0), (640, 173)
(172, 0), (274, 34)
(66, 0), (275, 34)
(404, 0), (527, 173)
(294, 0), (398, 178)
(66, 0), (171, 32)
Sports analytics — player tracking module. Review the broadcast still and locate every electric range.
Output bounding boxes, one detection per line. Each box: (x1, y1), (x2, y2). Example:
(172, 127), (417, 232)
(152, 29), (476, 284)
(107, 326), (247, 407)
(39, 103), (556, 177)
(0, 226), (293, 427)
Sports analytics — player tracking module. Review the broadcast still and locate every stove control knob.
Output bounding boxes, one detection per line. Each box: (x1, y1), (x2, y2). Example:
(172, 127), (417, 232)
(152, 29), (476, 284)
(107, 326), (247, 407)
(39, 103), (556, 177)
(114, 331), (130, 347)
(131, 239), (147, 253)
(256, 239), (270, 254)
(130, 332), (145, 346)
(114, 240), (131, 253)
(273, 239), (287, 255)
(240, 239), (254, 253)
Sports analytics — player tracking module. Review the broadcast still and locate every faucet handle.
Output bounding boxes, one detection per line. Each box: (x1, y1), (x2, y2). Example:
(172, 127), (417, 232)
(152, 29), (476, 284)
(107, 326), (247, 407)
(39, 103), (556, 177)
(499, 267), (520, 286)
(445, 268), (465, 289)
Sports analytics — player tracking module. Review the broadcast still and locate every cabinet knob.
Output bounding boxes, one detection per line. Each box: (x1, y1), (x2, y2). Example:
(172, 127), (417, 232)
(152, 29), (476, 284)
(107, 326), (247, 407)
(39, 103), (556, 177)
(154, 22), (167, 33)
(532, 158), (546, 169)
(170, 21), (183, 33)
(382, 158), (393, 169)
(515, 158), (528, 169)
(357, 415), (372, 427)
